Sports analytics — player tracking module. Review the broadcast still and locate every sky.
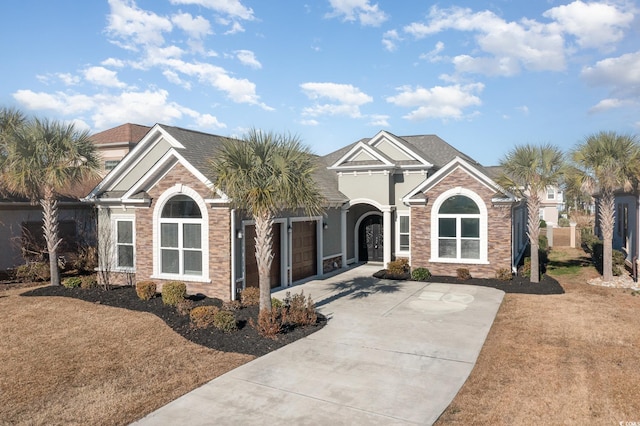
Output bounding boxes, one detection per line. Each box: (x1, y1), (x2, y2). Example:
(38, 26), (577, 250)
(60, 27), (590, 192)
(1, 0), (639, 166)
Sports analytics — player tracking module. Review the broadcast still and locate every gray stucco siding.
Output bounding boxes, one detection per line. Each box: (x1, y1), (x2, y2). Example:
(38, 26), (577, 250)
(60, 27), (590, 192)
(338, 173), (391, 206)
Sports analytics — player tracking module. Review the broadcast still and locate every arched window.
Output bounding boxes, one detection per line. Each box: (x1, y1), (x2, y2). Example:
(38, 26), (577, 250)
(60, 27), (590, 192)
(160, 195), (203, 276)
(431, 188), (488, 263)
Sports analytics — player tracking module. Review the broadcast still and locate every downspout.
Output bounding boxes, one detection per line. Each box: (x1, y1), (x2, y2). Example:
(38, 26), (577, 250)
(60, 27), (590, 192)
(230, 208), (236, 300)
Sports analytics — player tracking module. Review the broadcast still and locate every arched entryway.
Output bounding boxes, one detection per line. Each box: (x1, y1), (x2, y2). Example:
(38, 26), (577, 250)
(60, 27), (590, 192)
(358, 214), (383, 262)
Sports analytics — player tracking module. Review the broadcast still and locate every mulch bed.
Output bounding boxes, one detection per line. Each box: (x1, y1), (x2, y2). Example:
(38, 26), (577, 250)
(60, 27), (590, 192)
(21, 285), (326, 357)
(373, 270), (565, 295)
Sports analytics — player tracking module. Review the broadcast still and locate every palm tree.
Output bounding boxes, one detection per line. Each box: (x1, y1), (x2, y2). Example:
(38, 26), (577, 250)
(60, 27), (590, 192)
(571, 131), (640, 282)
(0, 108), (27, 193)
(2, 116), (100, 286)
(499, 144), (565, 283)
(211, 129), (324, 312)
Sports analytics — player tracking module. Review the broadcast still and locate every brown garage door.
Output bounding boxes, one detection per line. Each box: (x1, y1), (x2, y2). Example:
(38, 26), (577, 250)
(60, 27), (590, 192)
(245, 223), (281, 289)
(292, 221), (317, 282)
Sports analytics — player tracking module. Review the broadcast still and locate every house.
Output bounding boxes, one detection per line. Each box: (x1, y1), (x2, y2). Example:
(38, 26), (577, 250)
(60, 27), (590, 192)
(85, 125), (528, 300)
(611, 190), (638, 269)
(0, 123), (149, 275)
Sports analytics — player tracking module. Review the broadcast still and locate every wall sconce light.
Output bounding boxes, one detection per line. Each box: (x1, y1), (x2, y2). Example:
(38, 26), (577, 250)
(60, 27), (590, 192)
(236, 230), (243, 239)
(287, 225), (292, 233)
(323, 222), (328, 230)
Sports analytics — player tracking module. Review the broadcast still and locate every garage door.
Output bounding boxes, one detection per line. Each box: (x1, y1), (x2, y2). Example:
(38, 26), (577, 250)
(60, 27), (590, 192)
(291, 221), (317, 282)
(244, 223), (281, 289)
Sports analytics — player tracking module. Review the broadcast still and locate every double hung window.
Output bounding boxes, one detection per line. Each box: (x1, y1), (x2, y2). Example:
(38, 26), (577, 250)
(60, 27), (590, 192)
(160, 195), (203, 276)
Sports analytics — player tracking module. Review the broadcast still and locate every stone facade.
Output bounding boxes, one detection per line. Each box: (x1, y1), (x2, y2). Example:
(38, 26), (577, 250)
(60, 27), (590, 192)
(410, 167), (512, 278)
(134, 163), (232, 300)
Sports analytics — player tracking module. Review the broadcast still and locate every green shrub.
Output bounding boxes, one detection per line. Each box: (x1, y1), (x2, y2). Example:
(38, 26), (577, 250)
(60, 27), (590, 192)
(539, 235), (549, 252)
(387, 258), (410, 275)
(80, 275), (98, 289)
(283, 291), (317, 327)
(241, 287), (260, 306)
(14, 262), (50, 283)
(62, 277), (82, 288)
(213, 309), (237, 332)
(175, 299), (195, 316)
(540, 219), (547, 228)
(558, 217), (571, 227)
(495, 268), (512, 281)
(271, 297), (284, 310)
(591, 242), (626, 276)
(190, 305), (219, 328)
(456, 268), (471, 280)
(411, 267), (431, 281)
(161, 281), (186, 306)
(136, 281), (157, 301)
(521, 257), (532, 278)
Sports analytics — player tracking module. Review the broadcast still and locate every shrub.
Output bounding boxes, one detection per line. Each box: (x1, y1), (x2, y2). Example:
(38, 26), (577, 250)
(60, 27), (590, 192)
(71, 245), (98, 273)
(62, 277), (82, 288)
(175, 299), (195, 316)
(222, 300), (242, 311)
(241, 287), (260, 306)
(213, 309), (237, 332)
(558, 217), (571, 227)
(540, 219), (547, 228)
(250, 308), (282, 339)
(136, 281), (157, 301)
(271, 297), (284, 310)
(591, 242), (626, 276)
(161, 281), (186, 306)
(520, 257), (532, 278)
(495, 267), (512, 281)
(190, 305), (219, 328)
(80, 275), (98, 289)
(456, 268), (471, 280)
(15, 262), (50, 283)
(387, 258), (410, 275)
(283, 291), (317, 327)
(411, 267), (431, 281)
(539, 235), (549, 253)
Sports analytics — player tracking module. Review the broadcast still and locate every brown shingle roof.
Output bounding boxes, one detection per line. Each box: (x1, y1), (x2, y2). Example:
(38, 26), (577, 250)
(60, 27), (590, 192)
(90, 123), (151, 146)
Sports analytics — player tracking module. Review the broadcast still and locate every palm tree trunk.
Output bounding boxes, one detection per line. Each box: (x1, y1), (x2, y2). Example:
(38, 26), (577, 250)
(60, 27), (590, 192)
(599, 190), (615, 282)
(41, 185), (61, 286)
(527, 193), (541, 283)
(254, 213), (274, 312)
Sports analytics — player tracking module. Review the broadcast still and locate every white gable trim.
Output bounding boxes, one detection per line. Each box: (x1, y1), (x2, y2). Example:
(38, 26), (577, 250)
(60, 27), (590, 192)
(328, 141), (395, 169)
(367, 130), (433, 168)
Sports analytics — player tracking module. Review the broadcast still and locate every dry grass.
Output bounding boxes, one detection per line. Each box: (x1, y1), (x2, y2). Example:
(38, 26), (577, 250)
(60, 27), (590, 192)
(437, 247), (640, 425)
(0, 286), (253, 425)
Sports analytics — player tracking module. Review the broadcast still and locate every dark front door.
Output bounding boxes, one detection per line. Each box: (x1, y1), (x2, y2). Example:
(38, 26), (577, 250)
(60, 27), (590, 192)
(359, 215), (383, 262)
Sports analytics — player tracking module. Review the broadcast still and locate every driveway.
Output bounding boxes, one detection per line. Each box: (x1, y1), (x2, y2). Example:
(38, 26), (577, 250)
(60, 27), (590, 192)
(134, 265), (504, 425)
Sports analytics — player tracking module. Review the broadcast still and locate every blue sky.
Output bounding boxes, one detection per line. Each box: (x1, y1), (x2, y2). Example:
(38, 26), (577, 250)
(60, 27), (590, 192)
(1, 0), (639, 165)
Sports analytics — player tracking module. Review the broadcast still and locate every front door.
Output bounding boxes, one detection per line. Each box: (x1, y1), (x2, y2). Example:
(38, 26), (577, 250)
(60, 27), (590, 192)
(359, 215), (383, 262)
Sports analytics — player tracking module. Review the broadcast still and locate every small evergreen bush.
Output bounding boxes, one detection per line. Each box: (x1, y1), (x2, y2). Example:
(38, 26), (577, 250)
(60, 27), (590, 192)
(456, 268), (471, 280)
(161, 281), (186, 306)
(411, 267), (431, 281)
(175, 299), (195, 316)
(213, 309), (237, 332)
(190, 305), (219, 328)
(136, 281), (157, 301)
(80, 275), (97, 289)
(495, 267), (512, 281)
(62, 277), (83, 288)
(15, 262), (50, 282)
(241, 287), (260, 306)
(251, 309), (282, 339)
(271, 297), (284, 310)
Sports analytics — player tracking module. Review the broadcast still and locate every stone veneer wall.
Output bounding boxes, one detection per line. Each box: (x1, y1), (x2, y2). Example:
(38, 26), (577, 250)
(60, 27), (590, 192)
(410, 167), (513, 278)
(322, 255), (342, 274)
(134, 162), (232, 300)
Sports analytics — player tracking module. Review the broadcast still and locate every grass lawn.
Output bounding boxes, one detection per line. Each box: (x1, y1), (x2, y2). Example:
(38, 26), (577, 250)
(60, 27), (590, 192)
(436, 247), (640, 424)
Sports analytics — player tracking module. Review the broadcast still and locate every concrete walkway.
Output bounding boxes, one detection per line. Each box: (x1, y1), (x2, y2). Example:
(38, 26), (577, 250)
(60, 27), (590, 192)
(134, 265), (504, 425)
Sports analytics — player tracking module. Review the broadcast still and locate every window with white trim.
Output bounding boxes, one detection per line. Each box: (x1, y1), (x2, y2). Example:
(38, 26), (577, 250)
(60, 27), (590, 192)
(546, 187), (555, 200)
(160, 195), (203, 276)
(398, 215), (410, 252)
(437, 196), (480, 260)
(113, 216), (135, 270)
(105, 160), (119, 171)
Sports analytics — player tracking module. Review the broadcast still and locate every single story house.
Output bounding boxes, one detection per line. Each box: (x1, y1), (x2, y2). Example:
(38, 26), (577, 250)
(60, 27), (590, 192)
(85, 124), (528, 300)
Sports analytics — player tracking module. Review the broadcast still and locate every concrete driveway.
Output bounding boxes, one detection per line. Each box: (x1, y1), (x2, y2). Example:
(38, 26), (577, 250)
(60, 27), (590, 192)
(134, 265), (504, 425)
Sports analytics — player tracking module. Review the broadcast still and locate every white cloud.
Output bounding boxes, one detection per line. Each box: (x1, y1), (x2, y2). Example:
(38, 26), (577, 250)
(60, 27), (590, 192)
(326, 0), (388, 27)
(13, 88), (226, 131)
(516, 105), (529, 115)
(419, 41), (445, 62)
(543, 1), (633, 50)
(83, 66), (127, 88)
(386, 83), (484, 121)
(368, 114), (389, 127)
(382, 30), (400, 52)
(300, 82), (373, 118)
(101, 58), (126, 68)
(300, 119), (319, 126)
(169, 0), (254, 21)
(582, 51), (640, 110)
(171, 12), (212, 39)
(235, 50), (262, 69)
(57, 73), (81, 86)
(106, 0), (173, 49)
(588, 97), (637, 113)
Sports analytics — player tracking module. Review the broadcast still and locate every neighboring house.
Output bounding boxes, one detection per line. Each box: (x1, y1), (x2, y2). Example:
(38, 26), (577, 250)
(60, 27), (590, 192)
(0, 123), (149, 275)
(610, 190), (638, 268)
(539, 186), (565, 226)
(85, 125), (528, 300)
